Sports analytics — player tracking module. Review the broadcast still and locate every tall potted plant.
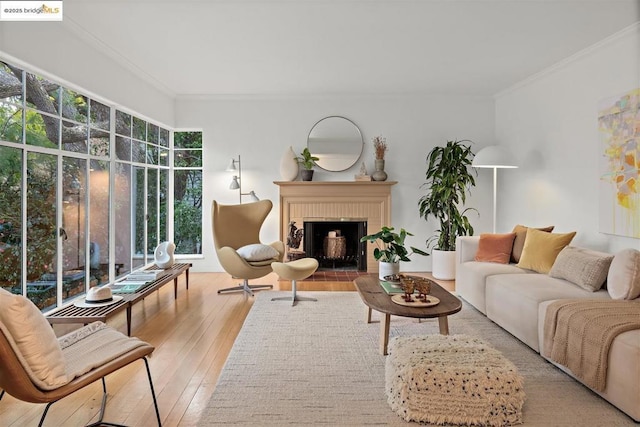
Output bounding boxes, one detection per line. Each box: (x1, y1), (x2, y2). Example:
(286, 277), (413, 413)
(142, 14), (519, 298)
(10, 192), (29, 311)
(418, 139), (477, 280)
(295, 147), (319, 181)
(360, 226), (428, 279)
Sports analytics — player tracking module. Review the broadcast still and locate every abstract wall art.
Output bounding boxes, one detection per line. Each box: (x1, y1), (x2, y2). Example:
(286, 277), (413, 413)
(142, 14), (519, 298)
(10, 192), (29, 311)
(598, 88), (640, 238)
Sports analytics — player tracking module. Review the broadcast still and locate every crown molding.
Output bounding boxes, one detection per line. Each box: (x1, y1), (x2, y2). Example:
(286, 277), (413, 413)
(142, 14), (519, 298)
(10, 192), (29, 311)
(495, 22), (640, 100)
(62, 16), (177, 98)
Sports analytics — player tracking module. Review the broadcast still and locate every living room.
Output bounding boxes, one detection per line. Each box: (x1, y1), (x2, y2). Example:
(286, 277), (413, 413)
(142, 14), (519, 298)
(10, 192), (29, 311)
(0, 1), (639, 425)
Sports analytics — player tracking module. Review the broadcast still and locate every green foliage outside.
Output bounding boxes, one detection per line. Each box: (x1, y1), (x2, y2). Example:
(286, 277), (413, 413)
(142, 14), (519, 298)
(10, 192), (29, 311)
(173, 131), (203, 254)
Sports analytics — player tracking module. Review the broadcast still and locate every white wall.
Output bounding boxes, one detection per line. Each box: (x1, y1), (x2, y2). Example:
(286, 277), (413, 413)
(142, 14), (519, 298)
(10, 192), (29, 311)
(176, 95), (495, 272)
(495, 24), (640, 253)
(0, 23), (174, 126)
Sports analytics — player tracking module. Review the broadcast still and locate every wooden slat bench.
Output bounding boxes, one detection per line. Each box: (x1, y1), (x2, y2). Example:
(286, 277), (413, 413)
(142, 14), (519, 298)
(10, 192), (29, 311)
(46, 263), (191, 336)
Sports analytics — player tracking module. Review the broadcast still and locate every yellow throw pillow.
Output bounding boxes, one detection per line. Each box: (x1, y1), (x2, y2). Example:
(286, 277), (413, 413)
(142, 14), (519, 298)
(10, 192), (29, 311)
(510, 224), (555, 263)
(516, 228), (576, 273)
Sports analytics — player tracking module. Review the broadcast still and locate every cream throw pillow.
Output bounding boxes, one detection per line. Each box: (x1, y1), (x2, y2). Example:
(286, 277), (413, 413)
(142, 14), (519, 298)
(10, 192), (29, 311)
(516, 229), (576, 274)
(607, 249), (640, 300)
(236, 243), (279, 261)
(0, 287), (68, 390)
(549, 246), (614, 291)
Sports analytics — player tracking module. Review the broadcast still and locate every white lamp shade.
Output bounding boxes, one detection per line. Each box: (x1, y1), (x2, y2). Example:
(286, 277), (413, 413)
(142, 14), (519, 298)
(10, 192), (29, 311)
(229, 176), (240, 190)
(248, 191), (259, 202)
(472, 146), (518, 168)
(225, 159), (237, 172)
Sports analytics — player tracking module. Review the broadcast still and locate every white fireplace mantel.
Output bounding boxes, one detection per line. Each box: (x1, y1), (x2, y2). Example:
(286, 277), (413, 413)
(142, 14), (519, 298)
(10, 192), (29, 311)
(274, 181), (397, 273)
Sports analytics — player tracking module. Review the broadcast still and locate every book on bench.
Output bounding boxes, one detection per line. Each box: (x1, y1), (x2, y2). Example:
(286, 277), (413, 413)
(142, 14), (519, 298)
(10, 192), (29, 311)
(109, 281), (149, 294)
(125, 269), (167, 281)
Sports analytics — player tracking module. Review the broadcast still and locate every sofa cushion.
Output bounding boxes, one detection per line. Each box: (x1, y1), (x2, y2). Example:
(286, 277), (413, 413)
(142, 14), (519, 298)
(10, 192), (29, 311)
(537, 300), (640, 421)
(516, 229), (576, 274)
(511, 224), (554, 263)
(607, 249), (640, 300)
(475, 233), (516, 264)
(0, 287), (69, 390)
(456, 261), (531, 314)
(549, 246), (614, 292)
(485, 274), (609, 351)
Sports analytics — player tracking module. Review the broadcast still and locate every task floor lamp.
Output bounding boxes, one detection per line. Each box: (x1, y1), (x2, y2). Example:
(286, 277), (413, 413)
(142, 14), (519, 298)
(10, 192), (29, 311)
(472, 146), (517, 233)
(226, 155), (259, 204)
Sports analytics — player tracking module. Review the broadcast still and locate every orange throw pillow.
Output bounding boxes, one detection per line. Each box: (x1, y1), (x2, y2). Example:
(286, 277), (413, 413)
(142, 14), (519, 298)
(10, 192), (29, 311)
(475, 233), (517, 264)
(511, 224), (555, 263)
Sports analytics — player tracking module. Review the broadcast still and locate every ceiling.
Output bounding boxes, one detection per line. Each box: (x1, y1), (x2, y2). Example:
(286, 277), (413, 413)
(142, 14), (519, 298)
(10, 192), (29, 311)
(62, 0), (639, 98)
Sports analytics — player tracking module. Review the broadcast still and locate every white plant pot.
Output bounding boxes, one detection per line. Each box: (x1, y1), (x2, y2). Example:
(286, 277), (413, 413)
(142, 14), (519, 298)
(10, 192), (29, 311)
(431, 249), (456, 280)
(379, 261), (400, 280)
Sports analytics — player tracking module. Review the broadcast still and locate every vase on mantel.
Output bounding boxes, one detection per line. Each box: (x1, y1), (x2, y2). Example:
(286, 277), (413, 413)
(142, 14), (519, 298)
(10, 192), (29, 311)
(279, 146), (299, 181)
(372, 159), (388, 181)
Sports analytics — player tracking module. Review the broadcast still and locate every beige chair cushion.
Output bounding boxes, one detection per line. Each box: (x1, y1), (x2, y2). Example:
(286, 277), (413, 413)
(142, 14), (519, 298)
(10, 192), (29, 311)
(58, 321), (148, 380)
(0, 288), (68, 390)
(516, 229), (576, 274)
(607, 249), (640, 300)
(549, 246), (614, 292)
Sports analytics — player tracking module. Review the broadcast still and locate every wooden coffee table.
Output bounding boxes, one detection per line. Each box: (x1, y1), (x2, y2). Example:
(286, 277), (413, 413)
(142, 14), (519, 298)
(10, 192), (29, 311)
(354, 275), (462, 355)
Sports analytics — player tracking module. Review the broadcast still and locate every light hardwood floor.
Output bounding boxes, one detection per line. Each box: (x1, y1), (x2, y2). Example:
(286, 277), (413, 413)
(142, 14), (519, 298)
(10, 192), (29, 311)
(0, 272), (453, 426)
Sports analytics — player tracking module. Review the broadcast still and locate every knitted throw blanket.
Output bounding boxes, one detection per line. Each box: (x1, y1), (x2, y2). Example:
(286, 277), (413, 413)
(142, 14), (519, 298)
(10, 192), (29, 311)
(542, 299), (640, 392)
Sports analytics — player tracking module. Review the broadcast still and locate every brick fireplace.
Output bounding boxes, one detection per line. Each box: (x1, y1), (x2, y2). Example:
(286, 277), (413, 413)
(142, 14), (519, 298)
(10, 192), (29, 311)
(274, 181), (396, 274)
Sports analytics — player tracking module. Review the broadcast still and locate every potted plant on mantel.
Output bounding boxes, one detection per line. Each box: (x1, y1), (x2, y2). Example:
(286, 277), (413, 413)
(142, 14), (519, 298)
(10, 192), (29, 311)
(418, 139), (477, 280)
(360, 226), (428, 280)
(295, 147), (320, 181)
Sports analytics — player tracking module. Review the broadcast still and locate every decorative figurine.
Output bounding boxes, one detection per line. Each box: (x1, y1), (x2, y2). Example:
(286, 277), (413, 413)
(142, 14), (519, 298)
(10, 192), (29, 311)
(287, 221), (303, 249)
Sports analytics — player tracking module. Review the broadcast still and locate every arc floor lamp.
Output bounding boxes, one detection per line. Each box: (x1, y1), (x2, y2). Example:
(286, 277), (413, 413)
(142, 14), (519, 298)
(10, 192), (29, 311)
(472, 146), (518, 233)
(226, 155), (259, 204)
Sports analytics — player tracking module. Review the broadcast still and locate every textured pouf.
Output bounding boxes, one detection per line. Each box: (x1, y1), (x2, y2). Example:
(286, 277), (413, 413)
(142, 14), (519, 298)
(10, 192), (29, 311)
(385, 334), (525, 426)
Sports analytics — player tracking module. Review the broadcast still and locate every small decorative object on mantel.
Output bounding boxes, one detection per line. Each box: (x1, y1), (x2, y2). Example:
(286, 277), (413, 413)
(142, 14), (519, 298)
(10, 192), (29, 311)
(295, 147), (319, 181)
(372, 135), (388, 181)
(279, 146), (299, 181)
(355, 161), (372, 181)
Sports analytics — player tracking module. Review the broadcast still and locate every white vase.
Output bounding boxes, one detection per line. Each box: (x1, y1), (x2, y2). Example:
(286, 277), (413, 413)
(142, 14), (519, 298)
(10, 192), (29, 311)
(431, 249), (456, 280)
(379, 261), (400, 280)
(280, 146), (299, 181)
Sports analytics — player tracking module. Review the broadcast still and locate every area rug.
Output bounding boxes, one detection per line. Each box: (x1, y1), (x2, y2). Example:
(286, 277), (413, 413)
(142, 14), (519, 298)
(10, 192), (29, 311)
(200, 291), (636, 426)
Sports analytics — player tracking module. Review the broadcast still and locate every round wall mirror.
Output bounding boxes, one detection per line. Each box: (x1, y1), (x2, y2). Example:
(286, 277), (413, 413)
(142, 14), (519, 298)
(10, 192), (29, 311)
(307, 116), (364, 171)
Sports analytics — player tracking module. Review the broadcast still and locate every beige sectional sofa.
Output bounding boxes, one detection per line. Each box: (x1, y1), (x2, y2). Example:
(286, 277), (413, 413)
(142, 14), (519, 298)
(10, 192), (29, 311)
(455, 235), (640, 422)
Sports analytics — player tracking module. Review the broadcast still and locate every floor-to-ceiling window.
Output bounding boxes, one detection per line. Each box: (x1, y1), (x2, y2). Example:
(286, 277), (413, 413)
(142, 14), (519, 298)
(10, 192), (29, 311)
(173, 131), (203, 255)
(0, 59), (201, 311)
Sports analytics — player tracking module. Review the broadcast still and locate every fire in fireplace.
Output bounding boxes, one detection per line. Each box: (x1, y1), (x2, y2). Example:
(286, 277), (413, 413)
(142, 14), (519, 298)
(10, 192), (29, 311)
(303, 219), (367, 271)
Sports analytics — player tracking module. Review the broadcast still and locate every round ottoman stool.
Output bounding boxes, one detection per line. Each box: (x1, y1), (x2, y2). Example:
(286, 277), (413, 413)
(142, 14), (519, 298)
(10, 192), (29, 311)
(271, 258), (319, 306)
